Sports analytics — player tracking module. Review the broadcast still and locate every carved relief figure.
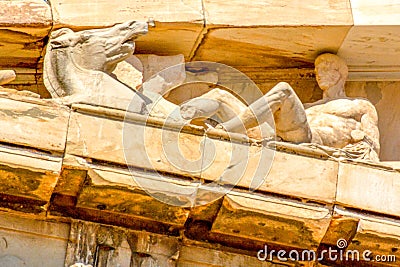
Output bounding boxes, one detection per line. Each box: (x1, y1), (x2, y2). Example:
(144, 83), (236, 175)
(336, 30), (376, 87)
(43, 21), (185, 121)
(182, 53), (380, 161)
(44, 20), (149, 112)
(42, 21), (379, 161)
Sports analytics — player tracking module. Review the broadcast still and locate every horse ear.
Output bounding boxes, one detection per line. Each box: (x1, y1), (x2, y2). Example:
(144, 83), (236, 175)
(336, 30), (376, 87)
(50, 28), (74, 39)
(50, 28), (82, 49)
(81, 32), (91, 42)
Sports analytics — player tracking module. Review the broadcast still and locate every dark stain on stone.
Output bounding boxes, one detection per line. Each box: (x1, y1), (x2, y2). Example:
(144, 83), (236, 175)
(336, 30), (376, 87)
(23, 40), (44, 50)
(0, 107), (57, 120)
(97, 204), (106, 210)
(220, 204), (318, 247)
(78, 186), (188, 223)
(0, 164), (43, 197)
(0, 193), (46, 214)
(365, 82), (382, 105)
(0, 29), (36, 43)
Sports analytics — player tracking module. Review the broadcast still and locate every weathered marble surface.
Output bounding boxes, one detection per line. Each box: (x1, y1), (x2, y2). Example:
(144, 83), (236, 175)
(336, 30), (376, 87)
(332, 207), (400, 265)
(0, 212), (69, 266)
(338, 26), (400, 76)
(0, 97), (69, 153)
(0, 145), (62, 212)
(336, 162), (400, 216)
(4, 0), (400, 93)
(0, 0), (52, 68)
(211, 192), (332, 250)
(2, 1), (400, 163)
(200, 136), (338, 203)
(50, 0), (204, 59)
(65, 220), (180, 267)
(346, 81), (400, 161)
(350, 0), (400, 25)
(203, 0), (353, 26)
(1, 3), (400, 266)
(193, 26), (351, 68)
(66, 107), (204, 177)
(0, 98), (398, 265)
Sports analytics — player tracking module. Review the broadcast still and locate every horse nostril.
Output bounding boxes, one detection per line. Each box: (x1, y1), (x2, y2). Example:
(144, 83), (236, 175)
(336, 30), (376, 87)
(180, 105), (197, 120)
(147, 18), (155, 27)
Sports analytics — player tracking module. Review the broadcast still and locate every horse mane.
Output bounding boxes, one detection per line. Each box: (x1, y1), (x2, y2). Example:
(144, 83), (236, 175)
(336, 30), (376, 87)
(43, 28), (101, 98)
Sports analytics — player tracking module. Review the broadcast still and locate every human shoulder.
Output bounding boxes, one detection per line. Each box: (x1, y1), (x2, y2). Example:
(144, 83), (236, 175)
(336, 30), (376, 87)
(303, 99), (329, 109)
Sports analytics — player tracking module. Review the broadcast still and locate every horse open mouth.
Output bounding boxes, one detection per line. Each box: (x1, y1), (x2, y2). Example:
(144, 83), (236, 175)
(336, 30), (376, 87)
(106, 41), (135, 65)
(122, 40), (135, 50)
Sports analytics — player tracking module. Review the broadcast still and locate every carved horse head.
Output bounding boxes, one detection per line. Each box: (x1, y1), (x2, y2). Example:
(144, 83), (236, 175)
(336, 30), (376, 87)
(44, 21), (148, 97)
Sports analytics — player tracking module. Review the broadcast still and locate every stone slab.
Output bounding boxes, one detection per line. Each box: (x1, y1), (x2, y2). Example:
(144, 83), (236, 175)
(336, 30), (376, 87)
(0, 163), (59, 211)
(0, 1), (52, 26)
(336, 162), (400, 216)
(201, 137), (338, 203)
(0, 144), (62, 173)
(75, 165), (191, 228)
(193, 26), (351, 68)
(203, 0), (353, 26)
(0, 97), (70, 153)
(0, 212), (69, 267)
(65, 220), (180, 267)
(86, 163), (201, 207)
(338, 26), (400, 69)
(0, 0), (52, 69)
(66, 109), (204, 178)
(350, 0), (400, 25)
(211, 192), (332, 250)
(337, 25), (400, 84)
(333, 207), (400, 266)
(135, 23), (204, 59)
(67, 106), (338, 204)
(57, 156), (195, 228)
(178, 245), (291, 267)
(50, 0), (204, 59)
(51, 0), (203, 26)
(0, 144), (62, 212)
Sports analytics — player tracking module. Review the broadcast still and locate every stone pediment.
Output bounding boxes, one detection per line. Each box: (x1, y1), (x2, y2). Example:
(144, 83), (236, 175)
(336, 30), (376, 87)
(1, 1), (400, 266)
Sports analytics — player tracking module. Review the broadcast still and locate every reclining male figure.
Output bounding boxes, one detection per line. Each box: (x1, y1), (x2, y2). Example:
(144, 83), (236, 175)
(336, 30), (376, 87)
(181, 53), (380, 161)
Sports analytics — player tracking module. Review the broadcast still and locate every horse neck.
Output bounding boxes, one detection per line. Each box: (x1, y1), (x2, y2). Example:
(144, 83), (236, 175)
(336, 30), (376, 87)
(47, 47), (105, 97)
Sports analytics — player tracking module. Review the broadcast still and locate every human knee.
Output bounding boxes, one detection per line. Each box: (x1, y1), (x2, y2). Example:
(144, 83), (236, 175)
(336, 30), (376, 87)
(202, 88), (225, 99)
(274, 82), (295, 95)
(276, 81), (290, 88)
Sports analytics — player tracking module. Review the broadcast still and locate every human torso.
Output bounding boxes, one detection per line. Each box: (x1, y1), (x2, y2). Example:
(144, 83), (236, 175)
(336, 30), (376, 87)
(305, 98), (375, 148)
